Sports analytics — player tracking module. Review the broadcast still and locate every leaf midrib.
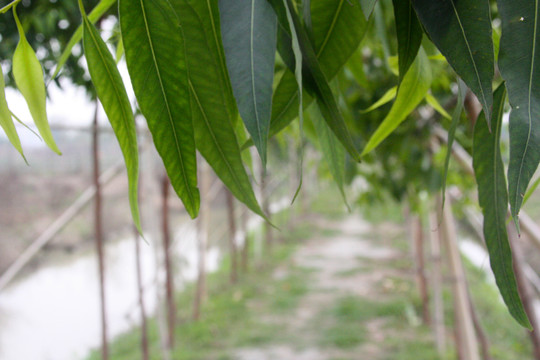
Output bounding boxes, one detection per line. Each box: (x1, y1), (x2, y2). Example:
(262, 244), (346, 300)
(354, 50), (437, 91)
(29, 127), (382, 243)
(250, 0), (264, 154)
(316, 0), (343, 58)
(138, 0), (196, 207)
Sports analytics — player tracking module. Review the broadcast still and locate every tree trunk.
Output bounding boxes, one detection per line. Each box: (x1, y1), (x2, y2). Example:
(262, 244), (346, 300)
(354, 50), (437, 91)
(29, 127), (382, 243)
(92, 103), (108, 360)
(193, 160), (209, 320)
(241, 206), (249, 273)
(225, 189), (238, 284)
(508, 225), (540, 359)
(134, 226), (149, 360)
(161, 176), (175, 350)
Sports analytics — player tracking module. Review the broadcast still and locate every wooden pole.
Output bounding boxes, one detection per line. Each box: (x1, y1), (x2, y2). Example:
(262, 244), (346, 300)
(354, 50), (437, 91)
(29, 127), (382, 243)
(161, 176), (175, 350)
(438, 195), (480, 360)
(225, 189), (238, 284)
(240, 206), (249, 273)
(428, 210), (446, 355)
(93, 103), (108, 360)
(412, 214), (430, 325)
(508, 225), (540, 359)
(260, 166), (273, 254)
(193, 160), (209, 320)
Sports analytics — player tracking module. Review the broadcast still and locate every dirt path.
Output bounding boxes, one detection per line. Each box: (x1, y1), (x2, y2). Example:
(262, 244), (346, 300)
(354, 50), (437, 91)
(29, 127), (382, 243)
(233, 214), (417, 360)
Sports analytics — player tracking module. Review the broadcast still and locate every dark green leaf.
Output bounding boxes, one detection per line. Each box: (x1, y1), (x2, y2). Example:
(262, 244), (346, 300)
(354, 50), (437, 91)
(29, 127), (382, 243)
(310, 106), (349, 208)
(268, 0), (367, 139)
(80, 1), (141, 232)
(411, 0), (494, 122)
(172, 0), (266, 219)
(472, 83), (531, 329)
(219, 0), (277, 167)
(498, 0), (540, 225)
(392, 0), (422, 84)
(12, 6), (61, 155)
(120, 0), (199, 218)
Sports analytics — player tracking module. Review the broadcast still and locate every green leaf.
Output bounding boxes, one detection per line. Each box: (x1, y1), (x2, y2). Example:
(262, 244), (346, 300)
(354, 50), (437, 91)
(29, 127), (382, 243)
(498, 0), (540, 226)
(392, 0), (422, 84)
(50, 0), (116, 80)
(80, 1), (141, 233)
(361, 46), (431, 156)
(522, 176), (540, 208)
(359, 0), (377, 20)
(310, 106), (349, 209)
(268, 0), (367, 139)
(425, 92), (451, 120)
(12, 6), (61, 155)
(172, 0), (266, 219)
(219, 0), (277, 167)
(120, 0), (199, 218)
(360, 86), (397, 113)
(0, 65), (25, 161)
(442, 79), (466, 207)
(411, 0), (494, 122)
(276, 0), (361, 161)
(472, 83), (531, 329)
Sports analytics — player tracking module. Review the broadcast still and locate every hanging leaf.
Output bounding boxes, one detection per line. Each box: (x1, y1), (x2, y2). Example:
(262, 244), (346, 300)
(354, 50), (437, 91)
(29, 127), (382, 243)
(498, 0), (540, 226)
(361, 46), (431, 156)
(411, 0), (494, 122)
(51, 0), (116, 80)
(268, 0), (367, 139)
(310, 106), (349, 209)
(219, 0), (277, 167)
(360, 86), (397, 113)
(392, 0), (422, 84)
(80, 1), (141, 233)
(472, 83), (531, 329)
(12, 6), (60, 155)
(0, 65), (25, 161)
(172, 0), (267, 220)
(273, 0), (361, 161)
(359, 0), (377, 20)
(442, 79), (466, 207)
(120, 0), (199, 218)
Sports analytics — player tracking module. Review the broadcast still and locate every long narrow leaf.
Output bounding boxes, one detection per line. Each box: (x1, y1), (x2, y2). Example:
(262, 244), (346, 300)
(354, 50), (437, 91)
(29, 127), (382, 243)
(411, 0), (494, 122)
(0, 65), (25, 161)
(498, 0), (540, 226)
(283, 0), (361, 161)
(472, 83), (531, 329)
(310, 106), (349, 208)
(219, 0), (277, 167)
(12, 6), (60, 155)
(80, 1), (141, 232)
(50, 0), (116, 80)
(120, 0), (199, 218)
(361, 47), (431, 156)
(359, 0), (377, 20)
(172, 0), (266, 219)
(268, 0), (367, 139)
(360, 86), (397, 113)
(392, 0), (422, 84)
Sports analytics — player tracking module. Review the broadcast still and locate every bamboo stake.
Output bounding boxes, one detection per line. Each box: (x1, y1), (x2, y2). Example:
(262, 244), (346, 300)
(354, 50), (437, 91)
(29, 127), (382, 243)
(412, 214), (430, 325)
(160, 176), (175, 350)
(92, 104), (109, 360)
(428, 210), (447, 355)
(193, 160), (210, 320)
(438, 195), (480, 360)
(508, 225), (540, 359)
(225, 189), (238, 284)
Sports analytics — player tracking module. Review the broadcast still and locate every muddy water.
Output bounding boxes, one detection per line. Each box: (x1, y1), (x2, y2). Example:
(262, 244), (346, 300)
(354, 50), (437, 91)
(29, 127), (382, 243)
(0, 223), (220, 360)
